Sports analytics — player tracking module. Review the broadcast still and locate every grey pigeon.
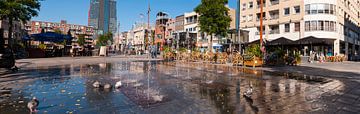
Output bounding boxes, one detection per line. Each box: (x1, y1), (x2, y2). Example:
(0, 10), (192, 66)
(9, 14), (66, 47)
(93, 81), (101, 88)
(27, 97), (39, 112)
(104, 83), (112, 89)
(243, 86), (253, 98)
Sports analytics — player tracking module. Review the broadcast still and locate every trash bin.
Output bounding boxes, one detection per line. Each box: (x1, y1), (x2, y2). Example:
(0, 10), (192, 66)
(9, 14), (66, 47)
(99, 46), (107, 56)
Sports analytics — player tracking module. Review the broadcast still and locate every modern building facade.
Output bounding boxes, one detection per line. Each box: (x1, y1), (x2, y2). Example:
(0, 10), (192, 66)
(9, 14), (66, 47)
(89, 0), (117, 35)
(25, 20), (95, 46)
(239, 0), (360, 60)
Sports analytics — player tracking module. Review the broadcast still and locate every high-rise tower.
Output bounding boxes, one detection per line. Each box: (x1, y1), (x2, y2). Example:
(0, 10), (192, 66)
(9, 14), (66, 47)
(89, 0), (117, 36)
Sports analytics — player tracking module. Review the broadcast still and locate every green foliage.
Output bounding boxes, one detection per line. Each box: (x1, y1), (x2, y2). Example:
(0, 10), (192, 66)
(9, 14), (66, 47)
(194, 0), (231, 52)
(77, 34), (86, 46)
(0, 0), (41, 22)
(178, 48), (187, 53)
(294, 51), (301, 64)
(245, 44), (263, 58)
(0, 0), (41, 48)
(54, 29), (62, 34)
(96, 32), (113, 46)
(266, 47), (286, 65)
(163, 46), (172, 53)
(38, 44), (46, 50)
(192, 48), (200, 52)
(194, 0), (231, 37)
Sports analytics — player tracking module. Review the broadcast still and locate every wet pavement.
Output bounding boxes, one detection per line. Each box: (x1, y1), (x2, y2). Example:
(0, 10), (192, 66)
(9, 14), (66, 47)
(0, 61), (360, 114)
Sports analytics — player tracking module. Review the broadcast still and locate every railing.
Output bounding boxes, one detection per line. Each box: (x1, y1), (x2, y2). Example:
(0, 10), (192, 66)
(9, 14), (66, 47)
(270, 15), (279, 20)
(255, 31), (266, 35)
(269, 0), (279, 6)
(269, 30), (280, 34)
(256, 17), (267, 21)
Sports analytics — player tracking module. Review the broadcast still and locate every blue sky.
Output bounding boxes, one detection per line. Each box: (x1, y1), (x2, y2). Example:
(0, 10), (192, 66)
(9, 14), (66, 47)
(33, 0), (237, 32)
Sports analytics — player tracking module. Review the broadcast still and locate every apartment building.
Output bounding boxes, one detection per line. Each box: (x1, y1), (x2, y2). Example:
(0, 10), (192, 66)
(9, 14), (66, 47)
(165, 19), (175, 42)
(25, 20), (95, 46)
(183, 8), (239, 51)
(239, 0), (360, 60)
(173, 15), (187, 48)
(125, 23), (154, 51)
(0, 20), (25, 46)
(184, 12), (202, 48)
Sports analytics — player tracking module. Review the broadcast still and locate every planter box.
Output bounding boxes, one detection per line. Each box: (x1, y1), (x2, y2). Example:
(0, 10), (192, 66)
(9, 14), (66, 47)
(244, 56), (263, 67)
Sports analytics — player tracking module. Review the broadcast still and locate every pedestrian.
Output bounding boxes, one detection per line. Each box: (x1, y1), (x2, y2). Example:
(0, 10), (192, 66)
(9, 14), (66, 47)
(153, 45), (158, 58)
(70, 46), (74, 57)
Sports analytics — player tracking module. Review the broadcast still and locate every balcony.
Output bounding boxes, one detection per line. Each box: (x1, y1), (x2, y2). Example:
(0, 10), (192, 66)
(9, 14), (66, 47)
(269, 0), (279, 6)
(256, 13), (266, 21)
(269, 10), (280, 20)
(255, 31), (266, 35)
(269, 29), (279, 34)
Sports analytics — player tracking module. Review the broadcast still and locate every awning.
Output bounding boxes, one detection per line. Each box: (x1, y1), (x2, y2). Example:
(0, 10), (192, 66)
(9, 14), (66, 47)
(30, 32), (72, 43)
(267, 37), (296, 45)
(245, 39), (269, 45)
(296, 36), (335, 45)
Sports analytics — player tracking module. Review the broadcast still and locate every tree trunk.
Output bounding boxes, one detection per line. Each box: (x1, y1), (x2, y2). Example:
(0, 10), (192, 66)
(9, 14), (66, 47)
(208, 34), (213, 52)
(0, 28), (4, 52)
(8, 19), (13, 49)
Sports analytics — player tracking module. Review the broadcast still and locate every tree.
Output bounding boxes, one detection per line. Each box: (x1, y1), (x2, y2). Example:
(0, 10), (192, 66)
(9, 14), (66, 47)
(195, 0), (231, 52)
(54, 28), (62, 34)
(96, 32), (113, 46)
(77, 34), (86, 46)
(0, 0), (41, 50)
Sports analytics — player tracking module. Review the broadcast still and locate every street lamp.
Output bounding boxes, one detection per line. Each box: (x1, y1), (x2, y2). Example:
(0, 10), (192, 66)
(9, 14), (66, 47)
(236, 0), (243, 54)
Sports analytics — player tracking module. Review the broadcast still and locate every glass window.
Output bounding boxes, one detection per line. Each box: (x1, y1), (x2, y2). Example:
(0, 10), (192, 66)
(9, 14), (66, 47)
(285, 23), (290, 32)
(310, 4), (318, 14)
(295, 22), (300, 32)
(324, 4), (330, 14)
(330, 22), (335, 31)
(242, 3), (246, 10)
(248, 14), (253, 21)
(305, 21), (310, 31)
(324, 21), (330, 31)
(305, 4), (311, 14)
(311, 21), (317, 31)
(294, 6), (301, 14)
(318, 21), (324, 31)
(249, 2), (253, 9)
(330, 4), (334, 14)
(318, 4), (325, 14)
(284, 8), (290, 15)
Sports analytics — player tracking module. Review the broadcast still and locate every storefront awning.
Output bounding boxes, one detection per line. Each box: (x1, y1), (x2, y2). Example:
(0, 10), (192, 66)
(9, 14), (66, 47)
(267, 37), (296, 45)
(296, 36), (335, 45)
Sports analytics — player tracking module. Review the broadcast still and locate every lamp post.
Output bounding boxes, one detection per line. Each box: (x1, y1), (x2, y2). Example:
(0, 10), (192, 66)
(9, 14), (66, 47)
(260, 0), (264, 49)
(236, 0), (241, 54)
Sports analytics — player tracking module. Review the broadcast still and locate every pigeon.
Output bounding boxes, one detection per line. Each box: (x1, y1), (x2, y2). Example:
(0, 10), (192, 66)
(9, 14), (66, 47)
(93, 81), (101, 88)
(243, 85), (253, 98)
(27, 97), (39, 112)
(104, 83), (112, 89)
(115, 81), (122, 89)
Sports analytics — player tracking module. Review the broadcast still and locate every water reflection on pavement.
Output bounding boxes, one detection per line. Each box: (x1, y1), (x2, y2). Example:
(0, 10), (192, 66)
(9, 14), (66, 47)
(0, 61), (349, 114)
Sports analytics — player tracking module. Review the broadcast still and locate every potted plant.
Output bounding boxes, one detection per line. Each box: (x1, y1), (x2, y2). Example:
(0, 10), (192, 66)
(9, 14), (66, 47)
(244, 44), (263, 67)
